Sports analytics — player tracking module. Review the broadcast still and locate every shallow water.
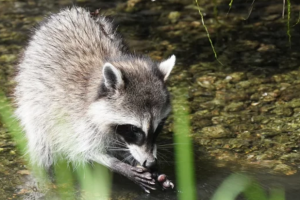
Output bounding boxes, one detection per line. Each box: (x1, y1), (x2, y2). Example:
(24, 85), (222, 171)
(1, 0), (300, 199)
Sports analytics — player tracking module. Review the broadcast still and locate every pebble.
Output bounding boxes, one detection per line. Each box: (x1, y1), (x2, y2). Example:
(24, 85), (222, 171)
(201, 125), (232, 139)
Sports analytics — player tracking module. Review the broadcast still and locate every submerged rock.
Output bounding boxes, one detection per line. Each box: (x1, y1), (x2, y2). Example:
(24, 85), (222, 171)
(273, 164), (297, 175)
(224, 102), (245, 112)
(168, 11), (181, 23)
(225, 72), (246, 83)
(201, 125), (233, 139)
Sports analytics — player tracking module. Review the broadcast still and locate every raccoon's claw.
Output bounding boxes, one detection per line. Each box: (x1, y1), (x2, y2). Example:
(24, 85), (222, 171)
(157, 174), (175, 190)
(162, 179), (174, 189)
(140, 181), (157, 192)
(142, 187), (150, 194)
(157, 174), (166, 182)
(170, 182), (174, 189)
(135, 176), (155, 185)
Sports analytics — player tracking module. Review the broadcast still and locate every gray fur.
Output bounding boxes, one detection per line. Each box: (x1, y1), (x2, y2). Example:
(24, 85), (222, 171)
(14, 7), (175, 191)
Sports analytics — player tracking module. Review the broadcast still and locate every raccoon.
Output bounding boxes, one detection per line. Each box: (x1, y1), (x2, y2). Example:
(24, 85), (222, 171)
(14, 7), (175, 192)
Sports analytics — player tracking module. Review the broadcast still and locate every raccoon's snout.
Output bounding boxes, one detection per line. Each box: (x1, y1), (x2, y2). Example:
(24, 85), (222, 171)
(143, 158), (157, 169)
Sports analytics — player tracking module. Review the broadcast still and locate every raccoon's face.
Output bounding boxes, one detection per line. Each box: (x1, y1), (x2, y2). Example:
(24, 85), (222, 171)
(113, 119), (166, 169)
(88, 55), (175, 169)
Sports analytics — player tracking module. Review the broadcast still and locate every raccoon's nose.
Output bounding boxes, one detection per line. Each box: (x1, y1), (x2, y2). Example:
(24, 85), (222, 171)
(143, 159), (157, 169)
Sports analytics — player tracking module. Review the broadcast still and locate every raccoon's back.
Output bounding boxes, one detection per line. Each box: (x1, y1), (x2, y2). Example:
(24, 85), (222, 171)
(15, 7), (123, 116)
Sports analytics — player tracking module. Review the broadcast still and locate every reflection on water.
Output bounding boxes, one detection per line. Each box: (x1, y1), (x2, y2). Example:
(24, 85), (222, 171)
(1, 0), (300, 199)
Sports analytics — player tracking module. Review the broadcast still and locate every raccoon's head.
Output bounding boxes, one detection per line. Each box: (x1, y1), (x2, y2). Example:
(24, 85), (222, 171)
(88, 55), (175, 169)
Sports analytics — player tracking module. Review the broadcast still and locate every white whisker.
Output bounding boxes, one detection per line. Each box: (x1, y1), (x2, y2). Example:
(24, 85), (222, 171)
(157, 152), (171, 165)
(158, 148), (173, 153)
(158, 143), (188, 147)
(107, 148), (129, 151)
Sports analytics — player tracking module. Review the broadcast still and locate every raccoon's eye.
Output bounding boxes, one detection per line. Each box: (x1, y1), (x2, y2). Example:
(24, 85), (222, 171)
(131, 125), (139, 133)
(116, 124), (131, 134)
(131, 125), (143, 138)
(115, 124), (144, 145)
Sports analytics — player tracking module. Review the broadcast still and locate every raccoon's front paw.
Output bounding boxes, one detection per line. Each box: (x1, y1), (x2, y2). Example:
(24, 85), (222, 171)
(130, 166), (156, 193)
(157, 174), (175, 190)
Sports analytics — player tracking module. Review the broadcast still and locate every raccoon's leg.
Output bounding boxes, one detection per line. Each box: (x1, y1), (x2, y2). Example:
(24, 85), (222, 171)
(91, 155), (156, 193)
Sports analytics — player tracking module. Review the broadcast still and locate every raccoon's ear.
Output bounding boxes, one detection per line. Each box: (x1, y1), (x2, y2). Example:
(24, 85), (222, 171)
(159, 55), (176, 81)
(102, 62), (124, 90)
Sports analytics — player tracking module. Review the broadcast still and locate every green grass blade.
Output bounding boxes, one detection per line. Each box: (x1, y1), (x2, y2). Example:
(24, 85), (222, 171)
(0, 90), (26, 154)
(229, 0), (234, 9)
(269, 187), (285, 200)
(54, 159), (76, 199)
(227, 0), (234, 14)
(211, 173), (251, 200)
(195, 0), (223, 65)
(243, 181), (268, 200)
(173, 88), (197, 200)
(76, 163), (111, 199)
(93, 163), (112, 198)
(0, 90), (49, 183)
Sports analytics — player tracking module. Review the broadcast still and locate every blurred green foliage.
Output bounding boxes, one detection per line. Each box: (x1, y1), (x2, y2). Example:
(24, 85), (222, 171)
(212, 173), (285, 200)
(0, 90), (111, 199)
(173, 88), (197, 200)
